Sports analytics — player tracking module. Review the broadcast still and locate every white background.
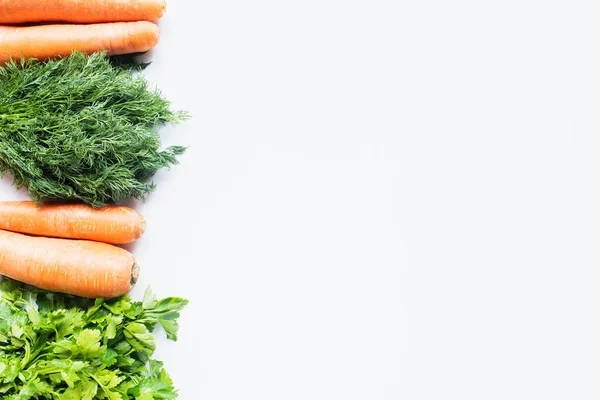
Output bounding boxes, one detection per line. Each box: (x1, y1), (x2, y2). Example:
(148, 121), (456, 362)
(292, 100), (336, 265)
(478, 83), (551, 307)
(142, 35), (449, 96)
(5, 0), (600, 398)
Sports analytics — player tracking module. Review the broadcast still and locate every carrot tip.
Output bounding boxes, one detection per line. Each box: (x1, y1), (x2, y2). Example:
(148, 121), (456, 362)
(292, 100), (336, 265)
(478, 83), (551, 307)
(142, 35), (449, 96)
(131, 263), (140, 285)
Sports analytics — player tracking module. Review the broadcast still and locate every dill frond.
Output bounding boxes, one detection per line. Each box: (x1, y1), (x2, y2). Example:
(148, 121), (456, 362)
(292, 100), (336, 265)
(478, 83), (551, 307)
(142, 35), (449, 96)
(0, 52), (188, 207)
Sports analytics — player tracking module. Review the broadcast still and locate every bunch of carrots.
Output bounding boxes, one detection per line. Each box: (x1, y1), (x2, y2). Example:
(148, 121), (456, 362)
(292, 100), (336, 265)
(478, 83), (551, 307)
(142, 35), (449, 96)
(0, 201), (146, 298)
(0, 0), (166, 64)
(0, 0), (176, 298)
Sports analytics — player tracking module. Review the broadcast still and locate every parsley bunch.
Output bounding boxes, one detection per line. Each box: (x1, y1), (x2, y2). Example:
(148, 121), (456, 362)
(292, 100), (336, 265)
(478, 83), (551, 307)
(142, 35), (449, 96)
(0, 278), (188, 399)
(0, 52), (188, 208)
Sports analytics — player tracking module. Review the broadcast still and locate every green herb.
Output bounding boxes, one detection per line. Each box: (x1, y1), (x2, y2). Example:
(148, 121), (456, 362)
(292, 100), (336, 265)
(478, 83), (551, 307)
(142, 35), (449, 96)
(0, 52), (188, 208)
(0, 278), (188, 399)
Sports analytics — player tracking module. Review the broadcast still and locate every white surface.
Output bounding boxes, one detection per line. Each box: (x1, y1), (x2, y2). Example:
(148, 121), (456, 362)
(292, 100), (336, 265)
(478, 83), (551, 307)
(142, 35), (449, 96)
(5, 0), (600, 398)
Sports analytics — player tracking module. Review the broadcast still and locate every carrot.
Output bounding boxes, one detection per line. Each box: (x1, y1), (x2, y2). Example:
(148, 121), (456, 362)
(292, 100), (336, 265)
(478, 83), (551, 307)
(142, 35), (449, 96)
(0, 22), (160, 65)
(0, 0), (166, 24)
(0, 201), (146, 245)
(0, 229), (138, 298)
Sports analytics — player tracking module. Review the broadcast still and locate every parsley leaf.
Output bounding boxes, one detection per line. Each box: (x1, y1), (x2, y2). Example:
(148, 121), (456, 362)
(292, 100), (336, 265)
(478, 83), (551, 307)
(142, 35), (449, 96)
(0, 278), (187, 398)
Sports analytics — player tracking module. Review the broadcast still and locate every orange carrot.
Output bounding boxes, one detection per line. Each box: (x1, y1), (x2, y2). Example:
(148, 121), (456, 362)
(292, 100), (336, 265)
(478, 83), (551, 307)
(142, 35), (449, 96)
(0, 0), (166, 24)
(0, 201), (146, 245)
(0, 22), (160, 65)
(0, 229), (138, 298)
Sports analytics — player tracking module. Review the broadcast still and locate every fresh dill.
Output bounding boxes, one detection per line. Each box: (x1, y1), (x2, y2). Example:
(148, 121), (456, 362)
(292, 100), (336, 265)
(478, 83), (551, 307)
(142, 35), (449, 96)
(0, 52), (188, 207)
